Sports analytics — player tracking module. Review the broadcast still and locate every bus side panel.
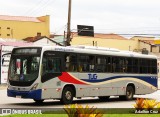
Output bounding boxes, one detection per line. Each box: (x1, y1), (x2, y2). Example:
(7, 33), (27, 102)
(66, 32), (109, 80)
(41, 78), (62, 99)
(41, 73), (80, 99)
(77, 73), (116, 97)
(112, 75), (157, 95)
(98, 73), (117, 96)
(75, 84), (91, 97)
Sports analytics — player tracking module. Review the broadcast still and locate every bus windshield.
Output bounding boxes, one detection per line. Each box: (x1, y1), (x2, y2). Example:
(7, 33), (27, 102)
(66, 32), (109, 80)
(9, 55), (40, 82)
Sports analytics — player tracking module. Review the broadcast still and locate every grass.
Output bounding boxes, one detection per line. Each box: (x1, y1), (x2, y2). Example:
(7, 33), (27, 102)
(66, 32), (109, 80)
(0, 115), (67, 117)
(1, 108), (159, 117)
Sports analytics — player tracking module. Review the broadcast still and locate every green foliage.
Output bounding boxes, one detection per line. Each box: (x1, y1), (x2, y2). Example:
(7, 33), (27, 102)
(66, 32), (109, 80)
(64, 104), (103, 117)
(133, 98), (160, 112)
(133, 98), (145, 110)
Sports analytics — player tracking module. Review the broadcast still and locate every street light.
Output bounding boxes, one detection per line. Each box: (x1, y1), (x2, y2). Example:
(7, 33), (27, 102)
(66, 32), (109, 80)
(71, 27), (89, 40)
(64, 28), (89, 46)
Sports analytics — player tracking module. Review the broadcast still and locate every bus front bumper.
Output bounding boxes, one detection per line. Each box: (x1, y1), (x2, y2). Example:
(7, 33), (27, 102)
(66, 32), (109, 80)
(7, 89), (42, 100)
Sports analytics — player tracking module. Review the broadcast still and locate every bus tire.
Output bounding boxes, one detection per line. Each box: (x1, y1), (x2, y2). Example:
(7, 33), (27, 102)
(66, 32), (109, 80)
(99, 96), (110, 101)
(60, 86), (74, 104)
(120, 86), (134, 100)
(34, 99), (44, 104)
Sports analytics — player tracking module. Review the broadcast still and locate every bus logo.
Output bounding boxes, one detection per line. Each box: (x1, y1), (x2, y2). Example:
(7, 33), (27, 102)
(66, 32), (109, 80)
(88, 74), (97, 80)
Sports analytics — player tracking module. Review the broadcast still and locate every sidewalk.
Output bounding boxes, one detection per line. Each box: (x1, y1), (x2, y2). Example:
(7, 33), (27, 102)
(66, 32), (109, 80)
(0, 84), (7, 90)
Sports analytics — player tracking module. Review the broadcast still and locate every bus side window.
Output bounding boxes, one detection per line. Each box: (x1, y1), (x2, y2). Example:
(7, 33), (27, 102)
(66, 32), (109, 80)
(95, 57), (106, 72)
(48, 59), (54, 72)
(112, 58), (116, 72)
(89, 56), (95, 71)
(124, 59), (128, 72)
(42, 57), (61, 74)
(106, 57), (112, 72)
(65, 54), (78, 72)
(65, 55), (70, 71)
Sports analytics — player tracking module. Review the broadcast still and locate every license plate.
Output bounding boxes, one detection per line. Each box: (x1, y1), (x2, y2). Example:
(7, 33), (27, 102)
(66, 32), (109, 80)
(16, 96), (21, 98)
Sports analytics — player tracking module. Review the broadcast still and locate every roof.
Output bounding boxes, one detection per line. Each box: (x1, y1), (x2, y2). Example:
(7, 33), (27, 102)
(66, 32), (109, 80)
(139, 40), (155, 45)
(28, 45), (156, 59)
(0, 41), (32, 47)
(0, 15), (42, 22)
(94, 33), (128, 40)
(130, 36), (155, 40)
(73, 33), (128, 40)
(23, 36), (62, 46)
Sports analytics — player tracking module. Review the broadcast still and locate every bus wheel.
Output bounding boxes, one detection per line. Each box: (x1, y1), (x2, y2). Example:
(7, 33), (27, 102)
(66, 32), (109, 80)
(120, 86), (134, 100)
(34, 99), (44, 104)
(99, 96), (110, 101)
(60, 87), (74, 104)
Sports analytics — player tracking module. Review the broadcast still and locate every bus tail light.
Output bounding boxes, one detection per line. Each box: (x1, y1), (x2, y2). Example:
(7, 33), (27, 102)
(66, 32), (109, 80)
(31, 83), (39, 90)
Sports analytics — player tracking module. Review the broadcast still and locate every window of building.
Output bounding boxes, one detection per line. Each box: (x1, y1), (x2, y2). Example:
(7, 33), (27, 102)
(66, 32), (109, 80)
(7, 27), (10, 29)
(37, 32), (41, 37)
(7, 34), (10, 36)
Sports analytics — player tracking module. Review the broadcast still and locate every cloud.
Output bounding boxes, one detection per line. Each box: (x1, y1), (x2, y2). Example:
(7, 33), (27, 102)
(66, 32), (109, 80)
(0, 0), (160, 35)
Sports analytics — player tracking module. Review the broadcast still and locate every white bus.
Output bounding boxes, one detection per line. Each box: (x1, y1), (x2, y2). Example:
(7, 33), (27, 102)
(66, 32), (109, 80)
(7, 45), (158, 104)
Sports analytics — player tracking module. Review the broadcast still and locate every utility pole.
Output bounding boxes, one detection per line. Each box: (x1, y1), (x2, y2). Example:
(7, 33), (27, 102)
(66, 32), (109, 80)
(66, 0), (72, 46)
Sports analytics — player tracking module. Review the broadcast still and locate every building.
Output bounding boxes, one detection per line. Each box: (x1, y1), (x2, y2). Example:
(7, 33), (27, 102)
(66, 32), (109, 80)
(70, 33), (160, 53)
(130, 36), (160, 53)
(0, 15), (50, 40)
(23, 36), (62, 46)
(70, 33), (139, 51)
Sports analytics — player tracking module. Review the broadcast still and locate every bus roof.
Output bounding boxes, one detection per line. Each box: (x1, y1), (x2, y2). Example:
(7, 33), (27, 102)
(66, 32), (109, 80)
(15, 45), (157, 59)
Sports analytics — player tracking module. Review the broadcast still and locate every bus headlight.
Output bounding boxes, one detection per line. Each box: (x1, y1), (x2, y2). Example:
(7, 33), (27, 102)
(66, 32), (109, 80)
(31, 83), (39, 90)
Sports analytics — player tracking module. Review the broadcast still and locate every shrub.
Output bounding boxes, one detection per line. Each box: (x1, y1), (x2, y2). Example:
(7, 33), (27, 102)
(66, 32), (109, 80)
(64, 104), (103, 117)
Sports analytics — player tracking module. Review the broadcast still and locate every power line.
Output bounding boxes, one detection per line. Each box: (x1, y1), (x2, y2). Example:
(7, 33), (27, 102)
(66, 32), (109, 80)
(24, 0), (58, 16)
(53, 24), (67, 34)
(24, 0), (46, 16)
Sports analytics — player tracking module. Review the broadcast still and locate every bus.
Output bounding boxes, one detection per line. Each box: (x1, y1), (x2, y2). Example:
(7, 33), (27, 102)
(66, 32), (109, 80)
(7, 45), (158, 104)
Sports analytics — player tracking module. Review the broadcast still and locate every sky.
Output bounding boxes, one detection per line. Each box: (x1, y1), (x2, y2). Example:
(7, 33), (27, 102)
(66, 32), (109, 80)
(0, 0), (160, 37)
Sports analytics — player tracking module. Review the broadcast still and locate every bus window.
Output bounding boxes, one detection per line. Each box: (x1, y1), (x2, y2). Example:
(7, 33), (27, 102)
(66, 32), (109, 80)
(41, 56), (62, 83)
(89, 55), (95, 71)
(151, 59), (157, 74)
(127, 58), (133, 73)
(118, 58), (128, 73)
(132, 58), (139, 73)
(79, 55), (89, 72)
(9, 56), (40, 82)
(42, 57), (61, 74)
(106, 56), (112, 72)
(95, 56), (106, 72)
(112, 57), (118, 72)
(16, 59), (21, 74)
(65, 54), (77, 72)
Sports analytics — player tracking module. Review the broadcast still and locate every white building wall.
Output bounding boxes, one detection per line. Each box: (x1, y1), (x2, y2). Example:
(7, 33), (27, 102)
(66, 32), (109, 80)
(33, 38), (57, 46)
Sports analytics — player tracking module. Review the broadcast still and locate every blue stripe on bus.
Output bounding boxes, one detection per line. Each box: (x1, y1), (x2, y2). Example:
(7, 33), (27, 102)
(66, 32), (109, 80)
(81, 76), (157, 87)
(7, 89), (42, 100)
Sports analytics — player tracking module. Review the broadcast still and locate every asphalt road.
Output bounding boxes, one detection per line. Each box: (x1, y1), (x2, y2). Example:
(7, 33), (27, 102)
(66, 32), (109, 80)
(0, 89), (160, 109)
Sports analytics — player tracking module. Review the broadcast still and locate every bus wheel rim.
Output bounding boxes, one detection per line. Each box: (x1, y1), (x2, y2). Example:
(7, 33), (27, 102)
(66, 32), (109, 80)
(65, 91), (72, 100)
(127, 89), (132, 98)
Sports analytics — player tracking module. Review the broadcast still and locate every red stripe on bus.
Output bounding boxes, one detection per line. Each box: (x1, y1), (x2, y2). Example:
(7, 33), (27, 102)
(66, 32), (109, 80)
(58, 72), (87, 85)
